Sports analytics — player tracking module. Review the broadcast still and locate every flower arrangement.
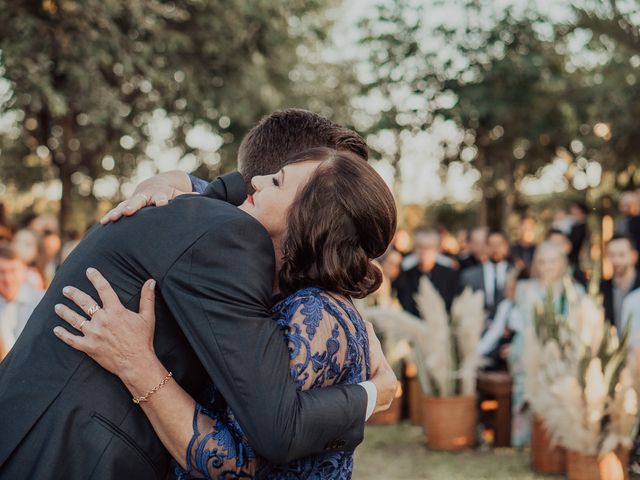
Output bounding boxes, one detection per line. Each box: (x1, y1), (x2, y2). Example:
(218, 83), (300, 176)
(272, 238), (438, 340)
(364, 277), (485, 397)
(523, 289), (638, 456)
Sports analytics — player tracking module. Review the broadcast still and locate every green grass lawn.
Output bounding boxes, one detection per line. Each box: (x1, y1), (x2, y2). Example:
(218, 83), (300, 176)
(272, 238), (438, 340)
(353, 423), (558, 480)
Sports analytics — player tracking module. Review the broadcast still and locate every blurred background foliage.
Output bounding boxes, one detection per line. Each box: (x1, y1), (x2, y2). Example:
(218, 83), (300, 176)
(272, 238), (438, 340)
(1, 0), (640, 232)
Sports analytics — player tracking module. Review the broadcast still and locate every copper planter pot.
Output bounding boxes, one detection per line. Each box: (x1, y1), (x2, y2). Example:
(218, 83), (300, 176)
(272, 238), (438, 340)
(531, 414), (566, 474)
(566, 449), (629, 480)
(421, 395), (477, 450)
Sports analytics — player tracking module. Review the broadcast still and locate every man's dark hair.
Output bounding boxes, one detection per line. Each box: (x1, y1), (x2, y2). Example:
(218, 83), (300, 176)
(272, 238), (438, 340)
(572, 202), (589, 215)
(608, 233), (638, 251)
(237, 109), (368, 184)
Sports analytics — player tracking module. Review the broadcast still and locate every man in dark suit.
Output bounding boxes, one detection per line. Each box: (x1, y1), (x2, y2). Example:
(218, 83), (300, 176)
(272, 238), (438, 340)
(568, 202), (589, 268)
(511, 217), (536, 275)
(0, 110), (395, 479)
(600, 234), (640, 329)
(458, 226), (488, 271)
(396, 227), (460, 315)
(460, 230), (514, 319)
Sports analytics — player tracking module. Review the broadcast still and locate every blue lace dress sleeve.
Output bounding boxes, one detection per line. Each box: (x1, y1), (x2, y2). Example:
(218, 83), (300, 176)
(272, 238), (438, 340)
(175, 287), (370, 480)
(189, 175), (209, 194)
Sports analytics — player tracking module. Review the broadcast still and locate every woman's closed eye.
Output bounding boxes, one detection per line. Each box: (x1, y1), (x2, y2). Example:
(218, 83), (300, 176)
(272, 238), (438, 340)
(272, 177), (280, 187)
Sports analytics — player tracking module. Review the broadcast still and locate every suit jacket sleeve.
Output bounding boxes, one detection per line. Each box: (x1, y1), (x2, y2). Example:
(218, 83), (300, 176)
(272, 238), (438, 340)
(200, 172), (247, 206)
(161, 213), (366, 464)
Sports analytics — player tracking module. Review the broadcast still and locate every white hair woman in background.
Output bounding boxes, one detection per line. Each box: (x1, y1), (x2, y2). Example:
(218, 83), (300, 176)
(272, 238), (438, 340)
(507, 240), (586, 448)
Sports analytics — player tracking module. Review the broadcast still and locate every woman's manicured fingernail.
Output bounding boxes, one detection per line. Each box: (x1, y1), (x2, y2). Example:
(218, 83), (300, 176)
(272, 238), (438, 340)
(63, 287), (71, 295)
(53, 327), (62, 335)
(55, 304), (63, 312)
(87, 267), (97, 275)
(149, 280), (156, 290)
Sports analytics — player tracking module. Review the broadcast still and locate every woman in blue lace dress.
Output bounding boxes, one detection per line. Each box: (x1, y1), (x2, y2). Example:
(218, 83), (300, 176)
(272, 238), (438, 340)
(54, 147), (397, 479)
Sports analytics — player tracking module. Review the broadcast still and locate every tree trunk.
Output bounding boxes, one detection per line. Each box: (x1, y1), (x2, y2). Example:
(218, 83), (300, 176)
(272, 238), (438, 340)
(476, 150), (489, 227)
(392, 131), (405, 228)
(501, 161), (516, 231)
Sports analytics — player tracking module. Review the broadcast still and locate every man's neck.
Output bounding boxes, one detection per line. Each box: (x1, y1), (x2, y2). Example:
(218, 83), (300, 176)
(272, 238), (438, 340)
(419, 262), (436, 273)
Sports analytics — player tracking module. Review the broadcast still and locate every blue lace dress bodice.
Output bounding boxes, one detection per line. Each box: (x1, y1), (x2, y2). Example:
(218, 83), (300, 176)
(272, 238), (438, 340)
(175, 287), (370, 479)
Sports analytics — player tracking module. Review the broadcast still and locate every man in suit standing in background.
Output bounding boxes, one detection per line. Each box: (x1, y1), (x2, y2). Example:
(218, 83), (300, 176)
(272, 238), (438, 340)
(460, 230), (514, 320)
(396, 227), (460, 315)
(601, 234), (640, 330)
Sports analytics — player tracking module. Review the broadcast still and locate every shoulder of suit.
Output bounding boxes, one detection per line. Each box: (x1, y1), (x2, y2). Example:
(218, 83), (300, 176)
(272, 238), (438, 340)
(200, 206), (272, 247)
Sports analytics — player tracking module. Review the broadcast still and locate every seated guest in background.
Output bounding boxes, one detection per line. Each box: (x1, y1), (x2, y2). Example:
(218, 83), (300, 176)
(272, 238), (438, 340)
(11, 228), (45, 290)
(600, 234), (640, 331)
(458, 226), (488, 270)
(460, 229), (514, 319)
(0, 246), (44, 360)
(508, 241), (586, 448)
(547, 229), (588, 287)
(396, 227), (460, 315)
(568, 202), (589, 268)
(511, 217), (536, 275)
(477, 270), (520, 371)
(371, 248), (403, 308)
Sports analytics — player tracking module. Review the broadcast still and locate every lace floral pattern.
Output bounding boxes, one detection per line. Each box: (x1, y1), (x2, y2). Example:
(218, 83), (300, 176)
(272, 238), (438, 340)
(175, 287), (370, 479)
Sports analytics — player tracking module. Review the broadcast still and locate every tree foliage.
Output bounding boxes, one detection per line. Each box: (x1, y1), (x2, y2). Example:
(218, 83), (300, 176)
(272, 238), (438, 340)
(0, 0), (351, 230)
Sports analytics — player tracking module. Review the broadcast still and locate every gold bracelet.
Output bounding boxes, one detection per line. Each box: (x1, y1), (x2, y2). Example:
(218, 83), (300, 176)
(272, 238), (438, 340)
(132, 371), (173, 404)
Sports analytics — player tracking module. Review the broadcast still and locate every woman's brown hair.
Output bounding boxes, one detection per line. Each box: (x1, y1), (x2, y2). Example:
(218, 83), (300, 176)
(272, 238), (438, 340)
(279, 148), (397, 298)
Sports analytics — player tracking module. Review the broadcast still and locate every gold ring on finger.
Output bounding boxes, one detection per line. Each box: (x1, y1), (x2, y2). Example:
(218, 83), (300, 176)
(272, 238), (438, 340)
(87, 304), (101, 317)
(78, 319), (87, 332)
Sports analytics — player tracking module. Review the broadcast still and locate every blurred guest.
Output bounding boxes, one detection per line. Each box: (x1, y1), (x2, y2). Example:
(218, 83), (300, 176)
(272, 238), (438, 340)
(0, 247), (44, 360)
(60, 230), (83, 264)
(511, 217), (536, 274)
(621, 288), (640, 349)
(568, 202), (589, 267)
(396, 227), (460, 315)
(27, 214), (58, 235)
(616, 192), (640, 253)
(11, 229), (45, 290)
(370, 248), (403, 308)
(508, 241), (585, 447)
(392, 229), (412, 255)
(600, 234), (640, 331)
(477, 270), (520, 371)
(551, 208), (573, 235)
(460, 230), (514, 318)
(39, 229), (62, 287)
(547, 229), (588, 287)
(0, 224), (11, 247)
(458, 226), (488, 270)
(401, 228), (457, 271)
